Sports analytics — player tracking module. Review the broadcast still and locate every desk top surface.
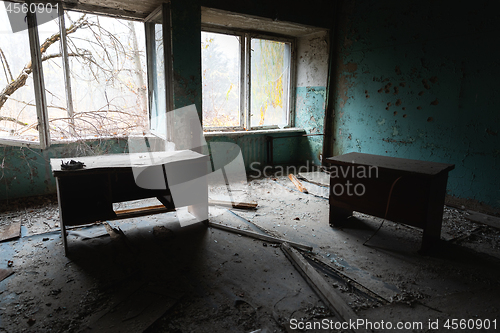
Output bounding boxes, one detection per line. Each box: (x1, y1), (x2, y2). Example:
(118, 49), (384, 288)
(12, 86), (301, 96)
(51, 150), (208, 174)
(325, 152), (454, 176)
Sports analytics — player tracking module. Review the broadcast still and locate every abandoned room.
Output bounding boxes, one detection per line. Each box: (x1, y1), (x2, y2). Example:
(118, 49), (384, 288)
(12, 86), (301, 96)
(0, 0), (499, 332)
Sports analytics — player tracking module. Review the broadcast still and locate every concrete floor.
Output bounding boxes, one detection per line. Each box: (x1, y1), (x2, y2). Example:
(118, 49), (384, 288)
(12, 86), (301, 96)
(1, 175), (499, 332)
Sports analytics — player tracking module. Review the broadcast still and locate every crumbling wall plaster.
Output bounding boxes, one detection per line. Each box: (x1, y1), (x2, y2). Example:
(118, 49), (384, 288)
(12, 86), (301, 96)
(0, 139), (129, 201)
(295, 30), (330, 165)
(332, 0), (500, 209)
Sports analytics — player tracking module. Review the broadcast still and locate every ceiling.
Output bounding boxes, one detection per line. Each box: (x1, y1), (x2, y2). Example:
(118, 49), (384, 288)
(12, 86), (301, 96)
(202, 7), (327, 37)
(60, 0), (165, 20)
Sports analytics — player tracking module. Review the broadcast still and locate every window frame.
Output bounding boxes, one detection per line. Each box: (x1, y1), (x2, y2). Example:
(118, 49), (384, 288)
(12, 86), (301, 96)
(201, 25), (296, 132)
(0, 2), (157, 148)
(145, 3), (174, 142)
(201, 27), (245, 131)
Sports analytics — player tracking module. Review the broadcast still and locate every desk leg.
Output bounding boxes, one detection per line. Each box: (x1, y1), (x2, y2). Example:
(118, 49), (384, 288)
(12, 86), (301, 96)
(55, 178), (69, 256)
(420, 173), (448, 254)
(329, 204), (353, 227)
(61, 218), (68, 256)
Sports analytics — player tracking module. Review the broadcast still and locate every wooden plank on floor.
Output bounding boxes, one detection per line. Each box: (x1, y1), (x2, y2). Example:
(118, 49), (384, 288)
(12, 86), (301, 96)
(0, 220), (21, 242)
(281, 243), (368, 333)
(298, 171), (331, 187)
(208, 221), (313, 252)
(307, 254), (394, 304)
(0, 268), (14, 282)
(465, 210), (500, 230)
(288, 174), (308, 193)
(113, 205), (175, 220)
(208, 199), (257, 209)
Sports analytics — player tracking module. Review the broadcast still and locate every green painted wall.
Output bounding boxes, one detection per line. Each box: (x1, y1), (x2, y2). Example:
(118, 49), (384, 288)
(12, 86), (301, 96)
(0, 139), (128, 201)
(295, 31), (330, 166)
(331, 0), (500, 209)
(171, 0), (202, 114)
(205, 132), (304, 172)
(296, 86), (326, 164)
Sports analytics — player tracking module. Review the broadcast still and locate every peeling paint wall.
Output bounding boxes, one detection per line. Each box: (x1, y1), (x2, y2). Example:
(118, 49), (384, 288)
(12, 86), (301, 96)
(295, 31), (330, 165)
(332, 0), (500, 210)
(205, 132), (304, 172)
(0, 139), (129, 201)
(171, 0), (202, 114)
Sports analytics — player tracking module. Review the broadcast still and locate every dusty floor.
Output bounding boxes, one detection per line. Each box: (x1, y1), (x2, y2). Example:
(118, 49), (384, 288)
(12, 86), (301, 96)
(1, 174), (500, 332)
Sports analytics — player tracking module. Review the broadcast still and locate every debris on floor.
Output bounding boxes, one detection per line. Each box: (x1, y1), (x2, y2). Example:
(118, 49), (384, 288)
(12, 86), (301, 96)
(288, 174), (308, 193)
(1, 176), (500, 332)
(0, 219), (20, 242)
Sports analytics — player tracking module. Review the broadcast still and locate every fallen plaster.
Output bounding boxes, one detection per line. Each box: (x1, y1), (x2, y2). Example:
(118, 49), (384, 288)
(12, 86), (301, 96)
(1, 175), (500, 332)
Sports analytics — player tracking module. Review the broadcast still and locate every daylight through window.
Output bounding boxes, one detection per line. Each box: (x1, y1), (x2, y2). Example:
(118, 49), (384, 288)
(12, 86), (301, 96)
(0, 2), (148, 144)
(202, 29), (293, 130)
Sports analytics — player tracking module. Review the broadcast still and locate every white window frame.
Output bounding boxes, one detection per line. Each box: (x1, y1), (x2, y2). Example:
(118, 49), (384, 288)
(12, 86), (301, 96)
(201, 25), (296, 132)
(0, 2), (159, 149)
(145, 3), (174, 142)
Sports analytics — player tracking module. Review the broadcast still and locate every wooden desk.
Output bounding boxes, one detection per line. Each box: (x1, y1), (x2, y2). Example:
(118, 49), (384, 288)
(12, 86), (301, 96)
(51, 150), (209, 255)
(325, 153), (454, 252)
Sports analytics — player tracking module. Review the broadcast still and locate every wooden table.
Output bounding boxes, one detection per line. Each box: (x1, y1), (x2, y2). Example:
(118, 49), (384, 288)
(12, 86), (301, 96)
(51, 150), (209, 255)
(325, 152), (454, 252)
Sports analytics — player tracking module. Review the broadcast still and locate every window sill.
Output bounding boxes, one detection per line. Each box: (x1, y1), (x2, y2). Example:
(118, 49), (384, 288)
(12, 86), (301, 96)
(0, 137), (42, 148)
(204, 127), (305, 138)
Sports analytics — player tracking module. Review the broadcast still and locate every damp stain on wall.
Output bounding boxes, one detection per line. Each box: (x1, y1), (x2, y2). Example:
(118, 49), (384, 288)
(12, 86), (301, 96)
(332, 0), (500, 209)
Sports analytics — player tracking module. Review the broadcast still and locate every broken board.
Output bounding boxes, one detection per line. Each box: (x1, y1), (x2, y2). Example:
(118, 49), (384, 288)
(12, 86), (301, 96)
(281, 243), (368, 333)
(208, 199), (258, 209)
(465, 210), (500, 230)
(298, 171), (331, 187)
(0, 220), (21, 242)
(0, 268), (14, 282)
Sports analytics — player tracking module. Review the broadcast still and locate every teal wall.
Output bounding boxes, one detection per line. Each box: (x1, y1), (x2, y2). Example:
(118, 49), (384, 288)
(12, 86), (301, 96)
(294, 30), (330, 166)
(171, 0), (202, 114)
(0, 139), (128, 201)
(331, 0), (500, 209)
(296, 86), (326, 165)
(205, 132), (305, 171)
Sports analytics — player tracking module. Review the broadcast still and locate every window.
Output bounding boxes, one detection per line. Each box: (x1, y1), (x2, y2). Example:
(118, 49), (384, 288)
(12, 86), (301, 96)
(0, 1), (149, 146)
(202, 28), (294, 131)
(0, 4), (38, 141)
(63, 12), (148, 139)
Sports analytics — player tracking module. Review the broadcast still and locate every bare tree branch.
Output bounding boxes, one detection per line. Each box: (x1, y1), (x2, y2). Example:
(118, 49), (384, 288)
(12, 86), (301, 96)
(0, 48), (13, 82)
(0, 116), (27, 126)
(42, 52), (91, 62)
(0, 15), (90, 111)
(1, 13), (147, 140)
